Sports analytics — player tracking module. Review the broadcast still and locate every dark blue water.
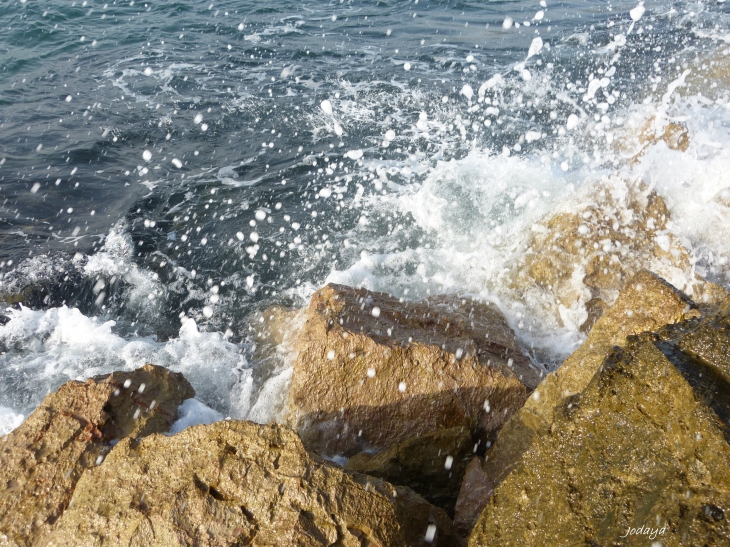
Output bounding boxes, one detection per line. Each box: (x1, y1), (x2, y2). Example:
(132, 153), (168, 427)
(2, 0), (730, 429)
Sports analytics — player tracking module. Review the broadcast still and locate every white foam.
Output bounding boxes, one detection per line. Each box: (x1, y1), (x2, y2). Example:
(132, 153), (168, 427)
(0, 306), (264, 434)
(168, 398), (224, 435)
(247, 366), (294, 424)
(328, 99), (730, 363)
(83, 223), (165, 312)
(0, 407), (24, 436)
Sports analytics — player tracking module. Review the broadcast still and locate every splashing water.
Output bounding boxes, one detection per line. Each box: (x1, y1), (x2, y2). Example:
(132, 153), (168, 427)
(2, 0), (730, 431)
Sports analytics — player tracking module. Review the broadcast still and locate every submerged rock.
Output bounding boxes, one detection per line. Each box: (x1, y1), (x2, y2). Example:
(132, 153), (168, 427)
(285, 284), (540, 458)
(469, 334), (730, 546)
(346, 427), (474, 516)
(614, 115), (691, 161)
(47, 420), (461, 547)
(512, 177), (695, 333)
(454, 270), (700, 535)
(0, 365), (193, 547)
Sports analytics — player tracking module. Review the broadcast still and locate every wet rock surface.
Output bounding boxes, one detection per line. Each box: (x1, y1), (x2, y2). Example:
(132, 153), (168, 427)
(47, 420), (460, 547)
(462, 272), (730, 546)
(285, 284), (539, 459)
(469, 334), (730, 547)
(454, 270), (701, 536)
(0, 364), (193, 547)
(2, 276), (729, 547)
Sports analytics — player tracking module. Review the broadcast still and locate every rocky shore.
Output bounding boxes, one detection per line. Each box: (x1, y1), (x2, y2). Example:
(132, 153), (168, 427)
(2, 270), (729, 546)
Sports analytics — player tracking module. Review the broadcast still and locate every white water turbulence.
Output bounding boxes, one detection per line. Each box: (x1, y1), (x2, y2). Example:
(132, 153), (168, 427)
(0, 305), (282, 427)
(3, 0), (730, 435)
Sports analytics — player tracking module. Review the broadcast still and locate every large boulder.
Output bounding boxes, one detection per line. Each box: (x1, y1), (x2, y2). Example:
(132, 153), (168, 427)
(468, 332), (730, 546)
(454, 270), (700, 535)
(0, 365), (194, 547)
(46, 420), (461, 547)
(284, 284), (540, 458)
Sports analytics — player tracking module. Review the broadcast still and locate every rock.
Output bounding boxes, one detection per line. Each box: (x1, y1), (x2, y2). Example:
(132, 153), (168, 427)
(454, 270), (700, 535)
(346, 427), (474, 515)
(285, 284), (539, 457)
(349, 473), (464, 547)
(666, 294), (730, 393)
(691, 276), (729, 309)
(616, 116), (690, 160)
(530, 270), (698, 424)
(512, 177), (694, 333)
(468, 333), (730, 546)
(685, 51), (730, 99)
(47, 420), (461, 547)
(453, 457), (492, 538)
(0, 365), (193, 547)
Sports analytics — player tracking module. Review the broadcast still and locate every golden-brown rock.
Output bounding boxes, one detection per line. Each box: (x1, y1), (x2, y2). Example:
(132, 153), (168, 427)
(468, 334), (730, 547)
(512, 178), (693, 332)
(616, 116), (690, 161)
(530, 269), (698, 424)
(454, 270), (699, 535)
(0, 365), (194, 547)
(285, 284), (540, 457)
(47, 420), (461, 547)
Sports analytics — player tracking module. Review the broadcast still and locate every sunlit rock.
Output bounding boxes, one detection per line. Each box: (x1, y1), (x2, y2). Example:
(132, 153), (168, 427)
(285, 284), (541, 458)
(47, 420), (461, 547)
(468, 330), (730, 546)
(0, 365), (193, 547)
(512, 177), (696, 332)
(454, 271), (700, 535)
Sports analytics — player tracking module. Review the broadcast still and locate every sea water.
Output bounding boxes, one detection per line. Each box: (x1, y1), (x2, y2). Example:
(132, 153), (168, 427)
(2, 0), (730, 435)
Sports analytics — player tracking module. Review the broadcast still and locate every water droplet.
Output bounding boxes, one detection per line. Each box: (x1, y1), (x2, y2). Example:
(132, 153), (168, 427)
(320, 100), (333, 116)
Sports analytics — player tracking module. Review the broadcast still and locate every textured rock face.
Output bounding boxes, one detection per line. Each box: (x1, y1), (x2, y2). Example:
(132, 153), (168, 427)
(454, 271), (700, 535)
(47, 420), (460, 547)
(511, 178), (694, 333)
(0, 365), (194, 547)
(529, 270), (699, 424)
(468, 334), (730, 547)
(285, 284), (539, 457)
(673, 295), (730, 387)
(346, 427), (474, 516)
